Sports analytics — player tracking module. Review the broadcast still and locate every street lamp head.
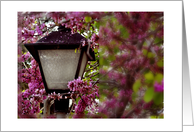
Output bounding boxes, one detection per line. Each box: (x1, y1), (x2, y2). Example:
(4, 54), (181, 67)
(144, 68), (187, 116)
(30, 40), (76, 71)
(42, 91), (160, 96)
(24, 26), (95, 94)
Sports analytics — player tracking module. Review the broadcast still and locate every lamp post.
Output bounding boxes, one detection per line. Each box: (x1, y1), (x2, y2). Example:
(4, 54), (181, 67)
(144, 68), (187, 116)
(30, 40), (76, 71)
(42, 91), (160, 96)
(24, 26), (95, 117)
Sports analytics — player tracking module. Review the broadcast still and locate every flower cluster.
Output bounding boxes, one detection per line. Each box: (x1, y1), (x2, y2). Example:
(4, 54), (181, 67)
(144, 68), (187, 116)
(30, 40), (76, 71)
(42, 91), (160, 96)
(18, 56), (47, 117)
(68, 77), (98, 96)
(75, 95), (89, 115)
(18, 86), (47, 117)
(18, 12), (49, 43)
(114, 12), (163, 42)
(97, 12), (163, 118)
(63, 12), (106, 33)
(67, 77), (99, 116)
(18, 51), (31, 62)
(48, 92), (62, 100)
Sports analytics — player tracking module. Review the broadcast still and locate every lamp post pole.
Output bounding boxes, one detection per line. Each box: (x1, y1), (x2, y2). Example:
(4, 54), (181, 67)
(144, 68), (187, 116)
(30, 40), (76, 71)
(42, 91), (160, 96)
(43, 97), (51, 117)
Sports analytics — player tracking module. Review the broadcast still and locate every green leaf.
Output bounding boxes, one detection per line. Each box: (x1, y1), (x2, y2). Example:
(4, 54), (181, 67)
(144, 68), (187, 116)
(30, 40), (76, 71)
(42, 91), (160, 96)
(110, 40), (116, 45)
(113, 47), (120, 54)
(76, 97), (81, 104)
(83, 78), (87, 82)
(108, 55), (116, 61)
(94, 21), (100, 29)
(147, 52), (154, 58)
(150, 115), (157, 119)
(100, 57), (109, 66)
(84, 110), (88, 115)
(144, 71), (154, 83)
(154, 37), (163, 44)
(99, 58), (104, 66)
(85, 16), (92, 23)
(155, 73), (163, 83)
(143, 41), (147, 46)
(120, 26), (129, 39)
(111, 17), (117, 22)
(150, 22), (158, 31)
(142, 49), (148, 55)
(133, 80), (141, 92)
(99, 94), (106, 102)
(153, 93), (163, 105)
(114, 92), (119, 98)
(94, 48), (98, 53)
(144, 87), (154, 103)
(157, 59), (163, 67)
(132, 92), (138, 102)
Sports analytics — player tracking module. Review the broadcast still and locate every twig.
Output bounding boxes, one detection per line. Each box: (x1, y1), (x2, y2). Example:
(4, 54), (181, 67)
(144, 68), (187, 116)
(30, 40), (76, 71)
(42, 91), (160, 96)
(85, 73), (99, 78)
(153, 40), (163, 45)
(40, 107), (44, 111)
(86, 23), (93, 60)
(88, 62), (98, 67)
(92, 79), (99, 87)
(99, 80), (118, 85)
(124, 100), (142, 118)
(99, 57), (131, 80)
(69, 99), (75, 113)
(85, 64), (99, 72)
(22, 62), (28, 69)
(60, 91), (79, 96)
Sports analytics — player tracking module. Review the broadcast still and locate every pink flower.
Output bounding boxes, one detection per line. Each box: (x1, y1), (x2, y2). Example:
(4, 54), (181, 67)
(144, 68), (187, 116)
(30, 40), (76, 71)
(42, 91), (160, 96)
(154, 79), (164, 92)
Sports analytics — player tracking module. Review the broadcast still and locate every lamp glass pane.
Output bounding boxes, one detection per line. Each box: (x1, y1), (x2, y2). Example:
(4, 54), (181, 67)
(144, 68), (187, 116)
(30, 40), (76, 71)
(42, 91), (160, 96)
(38, 49), (80, 90)
(78, 52), (88, 78)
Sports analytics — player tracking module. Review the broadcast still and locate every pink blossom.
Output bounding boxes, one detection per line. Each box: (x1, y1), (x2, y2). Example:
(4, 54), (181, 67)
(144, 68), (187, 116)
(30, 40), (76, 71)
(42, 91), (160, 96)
(154, 79), (164, 92)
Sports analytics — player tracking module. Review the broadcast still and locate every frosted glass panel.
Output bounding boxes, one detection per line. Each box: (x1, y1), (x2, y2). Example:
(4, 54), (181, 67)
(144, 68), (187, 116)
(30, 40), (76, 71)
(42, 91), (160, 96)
(78, 52), (88, 78)
(38, 49), (80, 89)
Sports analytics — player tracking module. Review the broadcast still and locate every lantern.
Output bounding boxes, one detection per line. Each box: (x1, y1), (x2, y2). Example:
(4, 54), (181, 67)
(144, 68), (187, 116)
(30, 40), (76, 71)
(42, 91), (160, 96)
(24, 26), (95, 94)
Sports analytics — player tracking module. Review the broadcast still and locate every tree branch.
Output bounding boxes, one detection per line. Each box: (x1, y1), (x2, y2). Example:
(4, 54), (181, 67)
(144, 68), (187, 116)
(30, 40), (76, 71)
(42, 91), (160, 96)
(85, 64), (99, 72)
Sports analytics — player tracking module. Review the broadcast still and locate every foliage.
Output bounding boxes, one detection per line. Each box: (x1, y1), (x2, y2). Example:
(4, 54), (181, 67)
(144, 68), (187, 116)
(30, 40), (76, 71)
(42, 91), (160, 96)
(18, 12), (163, 118)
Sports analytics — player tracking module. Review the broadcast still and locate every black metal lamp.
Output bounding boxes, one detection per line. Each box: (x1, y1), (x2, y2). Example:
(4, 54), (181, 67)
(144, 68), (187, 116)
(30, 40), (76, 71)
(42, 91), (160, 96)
(24, 26), (95, 94)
